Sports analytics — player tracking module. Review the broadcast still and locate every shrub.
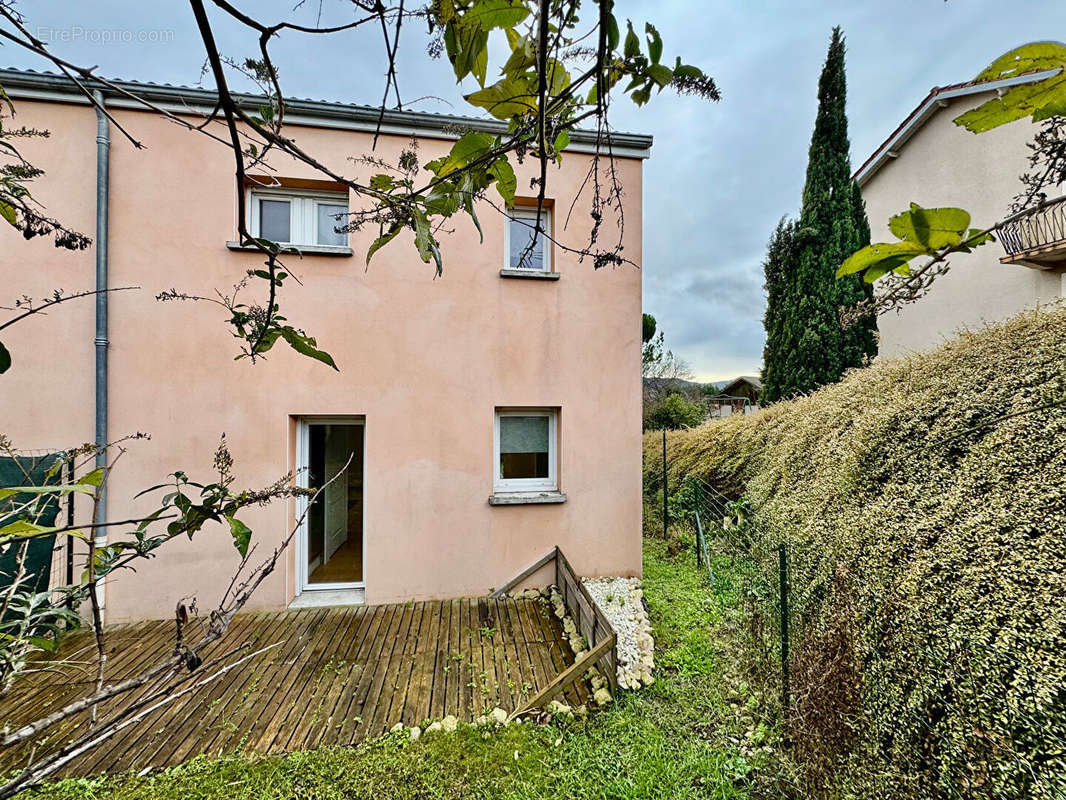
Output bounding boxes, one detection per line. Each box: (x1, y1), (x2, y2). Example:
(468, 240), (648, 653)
(644, 307), (1066, 798)
(645, 392), (705, 431)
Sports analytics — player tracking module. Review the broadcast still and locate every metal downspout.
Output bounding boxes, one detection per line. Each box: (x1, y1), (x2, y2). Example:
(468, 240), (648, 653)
(93, 89), (110, 620)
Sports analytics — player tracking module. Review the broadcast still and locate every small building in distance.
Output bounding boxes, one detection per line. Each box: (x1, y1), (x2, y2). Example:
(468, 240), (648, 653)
(709, 375), (761, 417)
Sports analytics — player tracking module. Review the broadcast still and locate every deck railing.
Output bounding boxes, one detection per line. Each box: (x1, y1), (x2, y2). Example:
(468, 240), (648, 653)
(491, 545), (618, 715)
(999, 195), (1066, 259)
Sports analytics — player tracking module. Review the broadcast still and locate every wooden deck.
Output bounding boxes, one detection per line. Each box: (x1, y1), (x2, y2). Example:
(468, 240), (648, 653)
(0, 597), (584, 776)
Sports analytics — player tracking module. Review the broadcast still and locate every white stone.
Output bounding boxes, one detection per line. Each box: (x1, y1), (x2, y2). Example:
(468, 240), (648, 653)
(441, 714), (458, 732)
(593, 687), (612, 706)
(409, 726), (422, 742)
(582, 576), (656, 690)
(547, 699), (572, 716)
(490, 707), (508, 725)
(426, 721), (443, 734)
(390, 723), (404, 734)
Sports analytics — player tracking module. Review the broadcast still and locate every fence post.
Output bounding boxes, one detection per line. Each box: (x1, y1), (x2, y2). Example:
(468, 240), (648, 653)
(661, 429), (668, 540)
(778, 542), (790, 725)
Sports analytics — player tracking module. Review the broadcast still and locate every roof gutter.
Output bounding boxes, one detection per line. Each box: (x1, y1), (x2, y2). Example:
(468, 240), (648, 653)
(0, 68), (654, 159)
(854, 69), (1061, 187)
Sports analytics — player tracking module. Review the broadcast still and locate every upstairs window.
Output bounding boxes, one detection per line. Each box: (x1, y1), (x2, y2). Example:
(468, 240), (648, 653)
(247, 188), (349, 248)
(494, 409), (557, 493)
(506, 206), (552, 272)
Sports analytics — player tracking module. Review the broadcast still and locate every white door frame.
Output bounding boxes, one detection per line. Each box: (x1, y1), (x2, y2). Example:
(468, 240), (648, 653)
(296, 416), (366, 592)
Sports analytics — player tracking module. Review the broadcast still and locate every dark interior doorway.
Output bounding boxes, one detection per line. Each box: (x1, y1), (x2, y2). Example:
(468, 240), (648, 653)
(305, 422), (363, 585)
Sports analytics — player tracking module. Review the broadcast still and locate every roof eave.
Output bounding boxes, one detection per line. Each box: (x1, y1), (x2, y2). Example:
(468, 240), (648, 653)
(0, 68), (653, 158)
(853, 69), (1060, 187)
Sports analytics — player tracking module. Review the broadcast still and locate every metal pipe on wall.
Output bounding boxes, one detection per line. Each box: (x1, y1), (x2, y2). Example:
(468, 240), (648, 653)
(93, 89), (110, 619)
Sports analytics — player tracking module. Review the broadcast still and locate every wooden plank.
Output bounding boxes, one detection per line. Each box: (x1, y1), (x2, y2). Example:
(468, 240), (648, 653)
(511, 634), (616, 718)
(37, 615), (255, 776)
(302, 603), (374, 748)
(167, 610), (297, 764)
(277, 606), (367, 752)
(481, 598), (505, 711)
(256, 608), (355, 752)
(503, 599), (539, 708)
(317, 603), (390, 747)
(370, 601), (417, 734)
(120, 611), (279, 771)
(513, 599), (554, 703)
(527, 594), (578, 706)
(407, 599), (442, 725)
(490, 547), (557, 598)
(381, 601), (426, 728)
(88, 610), (270, 774)
(427, 599), (451, 723)
(493, 599), (522, 711)
(445, 598), (462, 719)
(206, 608), (329, 756)
(346, 602), (405, 738)
(460, 599), (476, 718)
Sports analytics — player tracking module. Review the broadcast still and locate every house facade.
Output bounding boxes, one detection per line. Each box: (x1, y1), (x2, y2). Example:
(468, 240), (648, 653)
(856, 70), (1066, 358)
(0, 70), (647, 621)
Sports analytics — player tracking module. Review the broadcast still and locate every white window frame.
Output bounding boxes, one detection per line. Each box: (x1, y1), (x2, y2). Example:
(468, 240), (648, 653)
(504, 206), (552, 272)
(246, 186), (350, 247)
(493, 409), (557, 494)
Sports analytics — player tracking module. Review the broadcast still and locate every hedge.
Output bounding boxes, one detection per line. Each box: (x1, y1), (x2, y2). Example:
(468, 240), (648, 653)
(644, 307), (1066, 799)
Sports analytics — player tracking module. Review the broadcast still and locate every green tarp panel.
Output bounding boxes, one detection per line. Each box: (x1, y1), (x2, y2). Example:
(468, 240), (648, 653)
(0, 453), (65, 595)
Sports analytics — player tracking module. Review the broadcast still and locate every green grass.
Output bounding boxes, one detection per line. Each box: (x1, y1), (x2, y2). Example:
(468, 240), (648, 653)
(20, 540), (781, 800)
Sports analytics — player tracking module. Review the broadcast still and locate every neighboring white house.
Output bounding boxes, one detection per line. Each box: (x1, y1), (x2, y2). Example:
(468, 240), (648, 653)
(856, 69), (1066, 358)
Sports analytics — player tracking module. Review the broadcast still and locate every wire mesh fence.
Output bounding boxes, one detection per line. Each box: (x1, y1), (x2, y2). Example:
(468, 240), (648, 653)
(648, 449), (1064, 799)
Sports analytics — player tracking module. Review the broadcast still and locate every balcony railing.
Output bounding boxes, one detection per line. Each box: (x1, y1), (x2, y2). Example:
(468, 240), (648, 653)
(999, 195), (1066, 267)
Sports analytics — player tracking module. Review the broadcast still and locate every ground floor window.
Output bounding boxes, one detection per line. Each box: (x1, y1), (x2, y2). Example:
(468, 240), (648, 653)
(494, 409), (557, 493)
(303, 420), (364, 587)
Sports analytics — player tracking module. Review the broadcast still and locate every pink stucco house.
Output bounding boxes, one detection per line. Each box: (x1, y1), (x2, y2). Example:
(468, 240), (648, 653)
(0, 69), (647, 621)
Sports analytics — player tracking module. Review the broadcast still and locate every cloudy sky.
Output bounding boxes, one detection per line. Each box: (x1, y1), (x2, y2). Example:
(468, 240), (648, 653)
(3, 1), (1063, 380)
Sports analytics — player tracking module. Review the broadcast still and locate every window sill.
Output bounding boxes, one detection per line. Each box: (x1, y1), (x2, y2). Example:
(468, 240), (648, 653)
(226, 241), (353, 257)
(499, 269), (560, 280)
(488, 491), (567, 506)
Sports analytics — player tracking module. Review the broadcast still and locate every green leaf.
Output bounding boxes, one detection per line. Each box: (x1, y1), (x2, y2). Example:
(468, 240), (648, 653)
(0, 200), (15, 226)
(0, 483), (97, 501)
(369, 174), (396, 191)
(836, 241), (928, 278)
(462, 0), (529, 31)
(450, 26), (490, 85)
(553, 130), (570, 154)
(488, 158), (517, 204)
(888, 204), (971, 249)
(0, 340), (9, 374)
(645, 23), (662, 65)
(279, 327), (338, 371)
(366, 223), (403, 265)
(624, 21), (639, 59)
(76, 468), (105, 487)
(0, 519), (55, 539)
(954, 42), (1066, 133)
(606, 14), (619, 52)
(464, 77), (537, 119)
(434, 132), (495, 176)
(226, 515), (252, 558)
(412, 209), (434, 263)
(647, 64), (673, 89)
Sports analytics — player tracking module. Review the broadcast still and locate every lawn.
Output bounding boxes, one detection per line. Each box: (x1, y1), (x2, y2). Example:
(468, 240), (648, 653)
(19, 540), (781, 800)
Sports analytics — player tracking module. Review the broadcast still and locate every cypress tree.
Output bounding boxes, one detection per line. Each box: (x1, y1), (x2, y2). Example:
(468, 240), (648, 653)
(760, 218), (797, 403)
(761, 26), (877, 403)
